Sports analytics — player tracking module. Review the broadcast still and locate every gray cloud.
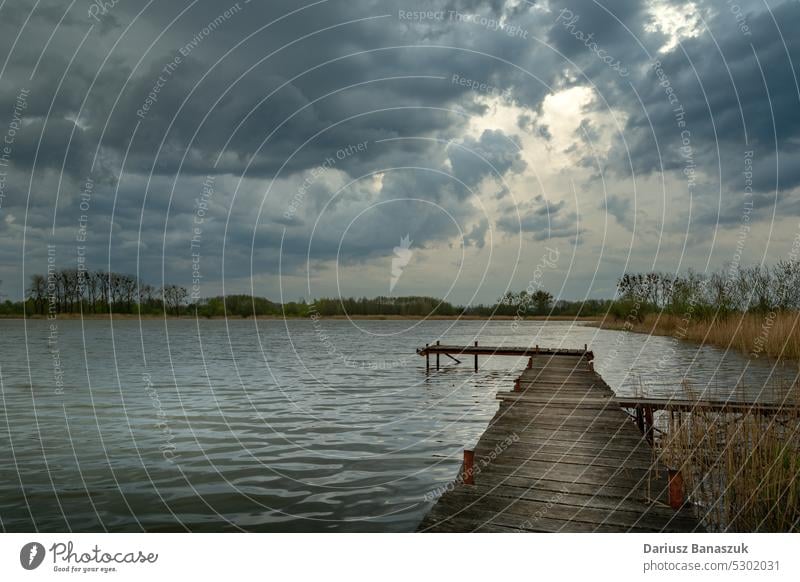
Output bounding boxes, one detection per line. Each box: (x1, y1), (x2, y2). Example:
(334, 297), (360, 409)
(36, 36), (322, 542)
(497, 195), (583, 242)
(1, 0), (799, 301)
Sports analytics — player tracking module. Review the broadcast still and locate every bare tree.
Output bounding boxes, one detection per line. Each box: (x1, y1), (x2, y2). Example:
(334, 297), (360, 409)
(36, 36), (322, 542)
(161, 285), (188, 316)
(27, 275), (47, 315)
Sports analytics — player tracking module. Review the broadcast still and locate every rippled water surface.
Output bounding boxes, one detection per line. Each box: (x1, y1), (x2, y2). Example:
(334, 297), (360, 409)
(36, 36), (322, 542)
(0, 318), (796, 531)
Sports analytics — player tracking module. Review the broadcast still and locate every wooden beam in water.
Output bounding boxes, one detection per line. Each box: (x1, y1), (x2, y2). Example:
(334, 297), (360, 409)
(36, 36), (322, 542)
(417, 344), (593, 359)
(615, 397), (799, 414)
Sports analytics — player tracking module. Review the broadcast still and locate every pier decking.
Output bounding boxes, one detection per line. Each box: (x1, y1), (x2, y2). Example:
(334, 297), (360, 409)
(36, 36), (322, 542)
(417, 349), (702, 532)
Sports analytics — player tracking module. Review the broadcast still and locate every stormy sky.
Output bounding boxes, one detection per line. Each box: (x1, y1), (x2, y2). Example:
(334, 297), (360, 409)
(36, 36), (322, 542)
(0, 0), (798, 304)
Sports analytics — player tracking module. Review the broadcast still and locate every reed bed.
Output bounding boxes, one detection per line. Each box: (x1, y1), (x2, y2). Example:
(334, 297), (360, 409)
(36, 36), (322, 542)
(656, 388), (800, 532)
(600, 311), (800, 361)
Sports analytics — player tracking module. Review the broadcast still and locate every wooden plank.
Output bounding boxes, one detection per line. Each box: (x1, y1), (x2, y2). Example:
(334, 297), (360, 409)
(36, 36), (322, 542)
(428, 490), (698, 532)
(475, 435), (655, 457)
(417, 345), (591, 357)
(476, 447), (657, 471)
(498, 395), (616, 406)
(474, 473), (661, 501)
(419, 503), (632, 533)
(460, 483), (686, 519)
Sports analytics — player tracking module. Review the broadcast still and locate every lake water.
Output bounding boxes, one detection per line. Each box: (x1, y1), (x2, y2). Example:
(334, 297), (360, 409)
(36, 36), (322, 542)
(0, 318), (796, 532)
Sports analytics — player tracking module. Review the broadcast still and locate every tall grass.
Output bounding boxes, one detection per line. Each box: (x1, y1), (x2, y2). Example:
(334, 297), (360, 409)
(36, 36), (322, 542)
(656, 390), (800, 532)
(600, 311), (800, 361)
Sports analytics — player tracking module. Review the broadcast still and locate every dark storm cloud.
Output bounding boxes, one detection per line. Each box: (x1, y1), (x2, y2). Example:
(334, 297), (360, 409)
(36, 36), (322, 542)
(2, 0), (800, 299)
(448, 129), (527, 189)
(531, 0), (800, 237)
(565, 0), (800, 191)
(497, 194), (582, 242)
(601, 194), (632, 227)
(273, 127), (525, 273)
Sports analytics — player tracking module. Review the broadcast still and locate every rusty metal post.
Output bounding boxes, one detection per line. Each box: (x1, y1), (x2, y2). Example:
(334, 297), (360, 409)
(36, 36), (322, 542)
(436, 340), (440, 371)
(474, 340), (478, 372)
(668, 469), (684, 510)
(463, 450), (475, 485)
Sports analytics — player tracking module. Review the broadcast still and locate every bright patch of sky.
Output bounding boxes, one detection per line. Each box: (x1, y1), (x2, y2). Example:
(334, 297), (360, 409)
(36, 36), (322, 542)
(645, 0), (705, 53)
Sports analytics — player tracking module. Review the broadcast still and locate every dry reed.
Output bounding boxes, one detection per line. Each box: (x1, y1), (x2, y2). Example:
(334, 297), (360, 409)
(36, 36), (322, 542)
(656, 386), (800, 532)
(600, 311), (800, 361)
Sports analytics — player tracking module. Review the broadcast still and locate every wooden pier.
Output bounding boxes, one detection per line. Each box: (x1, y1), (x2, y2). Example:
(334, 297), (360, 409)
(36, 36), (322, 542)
(417, 348), (702, 532)
(416, 341), (591, 373)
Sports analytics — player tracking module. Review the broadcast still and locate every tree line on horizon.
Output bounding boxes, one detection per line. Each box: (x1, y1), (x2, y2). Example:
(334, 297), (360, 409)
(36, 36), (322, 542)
(0, 268), (600, 318)
(612, 261), (800, 320)
(1, 261), (798, 319)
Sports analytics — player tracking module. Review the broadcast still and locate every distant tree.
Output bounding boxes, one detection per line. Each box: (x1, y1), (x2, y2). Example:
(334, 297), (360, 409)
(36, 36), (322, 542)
(27, 275), (47, 315)
(531, 290), (553, 314)
(161, 285), (188, 316)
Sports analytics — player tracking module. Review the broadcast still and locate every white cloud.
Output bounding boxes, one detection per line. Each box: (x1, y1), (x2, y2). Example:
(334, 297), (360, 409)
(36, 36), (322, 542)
(645, 0), (705, 53)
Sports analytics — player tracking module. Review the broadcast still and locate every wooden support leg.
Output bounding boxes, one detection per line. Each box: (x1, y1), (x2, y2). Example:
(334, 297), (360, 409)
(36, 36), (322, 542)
(425, 343), (429, 374)
(644, 405), (654, 444)
(436, 340), (440, 371)
(474, 340), (478, 372)
(668, 469), (684, 510)
(527, 357), (532, 369)
(514, 378), (520, 392)
(635, 407), (644, 434)
(463, 450), (475, 485)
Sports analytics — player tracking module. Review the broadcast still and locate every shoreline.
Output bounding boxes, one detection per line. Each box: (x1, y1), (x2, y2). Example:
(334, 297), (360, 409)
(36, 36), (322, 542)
(1, 314), (603, 322)
(591, 312), (800, 362)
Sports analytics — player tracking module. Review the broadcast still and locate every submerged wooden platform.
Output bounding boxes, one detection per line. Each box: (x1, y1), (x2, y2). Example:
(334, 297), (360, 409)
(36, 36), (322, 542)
(417, 351), (702, 532)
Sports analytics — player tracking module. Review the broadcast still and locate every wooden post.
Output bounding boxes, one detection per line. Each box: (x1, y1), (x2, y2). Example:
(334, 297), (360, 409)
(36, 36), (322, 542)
(635, 407), (644, 434)
(668, 469), (684, 510)
(644, 405), (654, 444)
(474, 340), (478, 372)
(425, 343), (429, 373)
(463, 450), (475, 485)
(436, 340), (440, 371)
(527, 357), (532, 369)
(588, 360), (594, 372)
(584, 343), (587, 352)
(514, 378), (520, 392)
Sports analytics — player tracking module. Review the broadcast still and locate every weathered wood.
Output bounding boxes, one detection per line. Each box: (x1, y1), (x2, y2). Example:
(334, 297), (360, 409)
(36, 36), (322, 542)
(434, 488), (699, 529)
(418, 350), (703, 533)
(417, 344), (593, 358)
(475, 435), (654, 457)
(615, 397), (800, 414)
